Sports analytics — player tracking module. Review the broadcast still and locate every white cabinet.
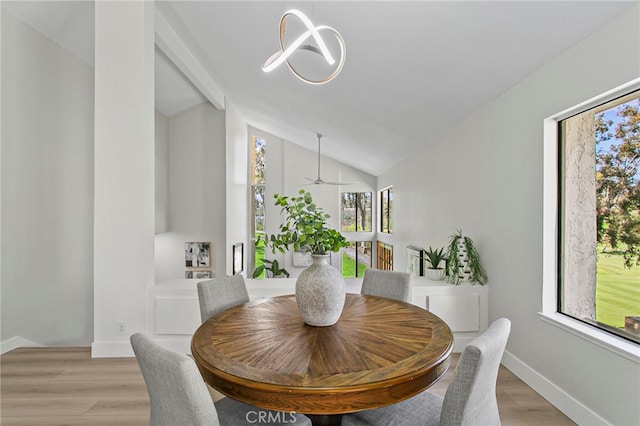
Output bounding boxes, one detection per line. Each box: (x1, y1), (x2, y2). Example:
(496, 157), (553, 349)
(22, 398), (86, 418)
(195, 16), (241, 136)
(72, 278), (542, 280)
(411, 277), (489, 351)
(156, 297), (200, 335)
(151, 277), (488, 353)
(427, 294), (480, 332)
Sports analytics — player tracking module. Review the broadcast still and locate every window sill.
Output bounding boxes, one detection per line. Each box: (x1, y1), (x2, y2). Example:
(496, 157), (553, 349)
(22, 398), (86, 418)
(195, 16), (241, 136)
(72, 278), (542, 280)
(539, 312), (640, 364)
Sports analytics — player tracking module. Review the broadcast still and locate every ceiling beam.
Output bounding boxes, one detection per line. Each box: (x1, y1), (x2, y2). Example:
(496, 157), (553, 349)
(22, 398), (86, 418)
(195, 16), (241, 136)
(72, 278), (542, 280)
(154, 10), (225, 110)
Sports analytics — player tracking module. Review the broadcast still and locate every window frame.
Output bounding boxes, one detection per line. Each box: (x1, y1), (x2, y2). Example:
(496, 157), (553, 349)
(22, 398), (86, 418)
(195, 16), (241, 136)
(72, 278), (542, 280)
(376, 241), (393, 271)
(250, 135), (267, 279)
(341, 192), (372, 232)
(558, 89), (640, 344)
(380, 187), (393, 234)
(542, 78), (640, 362)
(341, 241), (372, 278)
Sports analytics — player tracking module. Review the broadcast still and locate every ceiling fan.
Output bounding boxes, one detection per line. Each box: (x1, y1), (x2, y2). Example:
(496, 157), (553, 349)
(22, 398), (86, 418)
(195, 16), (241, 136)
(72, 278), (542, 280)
(304, 133), (355, 186)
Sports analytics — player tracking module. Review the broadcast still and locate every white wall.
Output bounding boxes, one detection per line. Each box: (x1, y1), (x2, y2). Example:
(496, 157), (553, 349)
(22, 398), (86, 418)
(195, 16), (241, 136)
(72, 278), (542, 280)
(155, 110), (169, 233)
(1, 9), (94, 347)
(154, 103), (226, 280)
(92, 1), (155, 357)
(1, 6), (229, 351)
(379, 5), (640, 425)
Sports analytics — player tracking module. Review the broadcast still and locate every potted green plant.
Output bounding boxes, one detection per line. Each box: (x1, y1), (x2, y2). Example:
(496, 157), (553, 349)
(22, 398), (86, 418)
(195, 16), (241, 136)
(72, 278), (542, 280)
(445, 229), (488, 285)
(424, 246), (447, 281)
(261, 190), (348, 255)
(252, 258), (290, 278)
(260, 189), (348, 326)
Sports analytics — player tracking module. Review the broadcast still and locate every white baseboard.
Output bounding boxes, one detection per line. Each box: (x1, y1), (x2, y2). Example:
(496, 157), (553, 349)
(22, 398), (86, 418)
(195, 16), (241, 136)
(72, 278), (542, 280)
(91, 337), (192, 358)
(1, 336), (43, 354)
(501, 350), (610, 426)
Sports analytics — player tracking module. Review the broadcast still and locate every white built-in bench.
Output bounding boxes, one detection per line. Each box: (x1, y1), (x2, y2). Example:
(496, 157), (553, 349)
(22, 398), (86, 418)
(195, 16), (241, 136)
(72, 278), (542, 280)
(151, 277), (488, 352)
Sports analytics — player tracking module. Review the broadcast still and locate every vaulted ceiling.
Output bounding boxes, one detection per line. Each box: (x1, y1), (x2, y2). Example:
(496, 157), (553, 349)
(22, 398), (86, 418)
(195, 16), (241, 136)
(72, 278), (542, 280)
(4, 1), (635, 176)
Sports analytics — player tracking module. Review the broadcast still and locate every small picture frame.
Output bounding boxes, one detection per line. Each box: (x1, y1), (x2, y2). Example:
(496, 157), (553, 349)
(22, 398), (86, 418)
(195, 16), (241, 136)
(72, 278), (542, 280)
(406, 246), (424, 277)
(185, 242), (211, 268)
(232, 242), (244, 275)
(186, 270), (212, 279)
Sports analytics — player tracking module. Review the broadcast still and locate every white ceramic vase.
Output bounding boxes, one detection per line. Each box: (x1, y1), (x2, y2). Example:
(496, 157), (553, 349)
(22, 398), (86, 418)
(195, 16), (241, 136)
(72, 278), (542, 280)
(455, 238), (473, 282)
(295, 254), (346, 326)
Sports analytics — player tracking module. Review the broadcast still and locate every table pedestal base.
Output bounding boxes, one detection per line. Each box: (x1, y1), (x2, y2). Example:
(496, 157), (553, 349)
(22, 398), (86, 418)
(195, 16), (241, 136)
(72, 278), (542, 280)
(307, 414), (343, 426)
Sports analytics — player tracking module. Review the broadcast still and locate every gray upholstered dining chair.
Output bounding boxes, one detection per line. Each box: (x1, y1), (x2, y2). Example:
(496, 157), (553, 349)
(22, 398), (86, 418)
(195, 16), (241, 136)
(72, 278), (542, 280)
(360, 268), (411, 302)
(131, 333), (312, 426)
(197, 274), (250, 323)
(341, 318), (511, 426)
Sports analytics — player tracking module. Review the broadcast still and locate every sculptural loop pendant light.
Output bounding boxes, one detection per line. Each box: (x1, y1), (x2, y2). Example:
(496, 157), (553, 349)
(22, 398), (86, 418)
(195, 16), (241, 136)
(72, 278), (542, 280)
(262, 9), (346, 85)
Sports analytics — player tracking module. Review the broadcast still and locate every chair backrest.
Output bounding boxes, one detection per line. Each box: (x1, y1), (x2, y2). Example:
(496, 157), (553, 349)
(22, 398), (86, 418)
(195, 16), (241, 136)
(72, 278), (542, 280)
(360, 268), (411, 302)
(197, 275), (250, 323)
(440, 318), (511, 426)
(131, 333), (220, 426)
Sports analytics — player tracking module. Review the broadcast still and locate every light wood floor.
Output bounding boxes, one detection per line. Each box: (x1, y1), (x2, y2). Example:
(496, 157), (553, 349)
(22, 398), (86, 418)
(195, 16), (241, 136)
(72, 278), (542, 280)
(1, 347), (575, 426)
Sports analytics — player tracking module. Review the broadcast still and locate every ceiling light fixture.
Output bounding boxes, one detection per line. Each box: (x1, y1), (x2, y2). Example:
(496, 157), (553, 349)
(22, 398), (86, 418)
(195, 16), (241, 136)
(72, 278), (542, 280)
(262, 9), (346, 85)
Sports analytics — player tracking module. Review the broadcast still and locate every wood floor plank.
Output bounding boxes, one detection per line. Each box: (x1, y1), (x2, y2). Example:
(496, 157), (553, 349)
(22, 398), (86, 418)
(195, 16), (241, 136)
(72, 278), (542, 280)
(0, 347), (575, 425)
(0, 397), (99, 416)
(84, 397), (150, 417)
(0, 415), (149, 426)
(1, 381), (148, 399)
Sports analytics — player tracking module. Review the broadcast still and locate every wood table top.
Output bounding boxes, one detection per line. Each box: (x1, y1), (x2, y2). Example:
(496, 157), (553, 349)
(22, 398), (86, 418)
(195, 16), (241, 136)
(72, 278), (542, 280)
(191, 293), (454, 415)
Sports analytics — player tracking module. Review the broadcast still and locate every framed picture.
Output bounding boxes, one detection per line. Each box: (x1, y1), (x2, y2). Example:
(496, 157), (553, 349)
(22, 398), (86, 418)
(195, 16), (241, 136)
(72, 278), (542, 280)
(406, 246), (424, 277)
(293, 249), (313, 267)
(185, 242), (210, 268)
(232, 242), (244, 275)
(186, 270), (211, 279)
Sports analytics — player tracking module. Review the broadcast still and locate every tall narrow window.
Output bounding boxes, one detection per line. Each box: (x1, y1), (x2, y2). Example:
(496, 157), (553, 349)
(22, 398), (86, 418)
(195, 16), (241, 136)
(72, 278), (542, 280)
(342, 241), (372, 277)
(341, 192), (372, 232)
(250, 135), (266, 278)
(376, 242), (393, 271)
(559, 89), (640, 344)
(380, 187), (393, 234)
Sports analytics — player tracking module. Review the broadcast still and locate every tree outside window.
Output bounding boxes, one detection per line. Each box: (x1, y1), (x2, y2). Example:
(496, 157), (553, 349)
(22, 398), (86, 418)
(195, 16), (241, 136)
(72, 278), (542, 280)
(251, 136), (266, 277)
(341, 192), (372, 232)
(380, 187), (393, 234)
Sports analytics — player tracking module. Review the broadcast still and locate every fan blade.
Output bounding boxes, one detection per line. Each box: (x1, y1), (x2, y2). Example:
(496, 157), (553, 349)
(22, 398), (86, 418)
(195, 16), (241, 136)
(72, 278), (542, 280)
(303, 177), (358, 185)
(323, 181), (358, 185)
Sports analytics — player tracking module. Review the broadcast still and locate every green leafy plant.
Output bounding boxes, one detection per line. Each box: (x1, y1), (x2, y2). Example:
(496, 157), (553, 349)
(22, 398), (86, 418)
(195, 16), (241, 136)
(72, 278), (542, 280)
(424, 246), (446, 269)
(260, 190), (347, 255)
(445, 229), (488, 285)
(252, 258), (289, 278)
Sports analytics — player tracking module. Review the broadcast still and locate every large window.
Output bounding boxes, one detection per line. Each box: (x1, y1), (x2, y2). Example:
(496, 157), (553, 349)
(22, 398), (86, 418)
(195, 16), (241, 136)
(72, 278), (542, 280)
(380, 187), (393, 234)
(342, 241), (372, 277)
(558, 89), (639, 344)
(341, 192), (372, 232)
(250, 135), (266, 278)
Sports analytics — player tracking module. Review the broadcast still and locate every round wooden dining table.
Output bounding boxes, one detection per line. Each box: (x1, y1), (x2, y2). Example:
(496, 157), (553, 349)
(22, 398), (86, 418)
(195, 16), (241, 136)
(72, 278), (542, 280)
(191, 293), (453, 422)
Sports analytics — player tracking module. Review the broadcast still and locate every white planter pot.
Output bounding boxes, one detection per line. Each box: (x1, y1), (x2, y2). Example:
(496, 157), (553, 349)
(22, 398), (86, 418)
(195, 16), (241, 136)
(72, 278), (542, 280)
(295, 254), (346, 326)
(426, 268), (446, 281)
